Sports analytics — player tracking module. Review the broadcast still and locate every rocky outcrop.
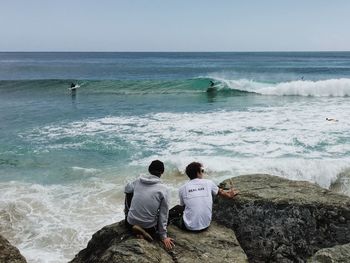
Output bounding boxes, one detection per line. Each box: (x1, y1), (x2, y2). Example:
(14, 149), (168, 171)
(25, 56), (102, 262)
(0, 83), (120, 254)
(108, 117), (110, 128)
(213, 174), (350, 263)
(308, 243), (350, 263)
(69, 220), (248, 263)
(0, 234), (27, 263)
(70, 174), (350, 263)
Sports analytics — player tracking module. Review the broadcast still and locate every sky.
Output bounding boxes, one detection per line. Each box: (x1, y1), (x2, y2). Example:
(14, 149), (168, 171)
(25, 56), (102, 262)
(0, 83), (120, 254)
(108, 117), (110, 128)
(0, 0), (349, 52)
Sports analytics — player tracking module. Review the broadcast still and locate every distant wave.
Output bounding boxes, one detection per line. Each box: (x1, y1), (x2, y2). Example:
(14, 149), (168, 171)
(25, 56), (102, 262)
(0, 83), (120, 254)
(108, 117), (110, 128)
(0, 79), (209, 95)
(1, 78), (350, 97)
(214, 77), (350, 97)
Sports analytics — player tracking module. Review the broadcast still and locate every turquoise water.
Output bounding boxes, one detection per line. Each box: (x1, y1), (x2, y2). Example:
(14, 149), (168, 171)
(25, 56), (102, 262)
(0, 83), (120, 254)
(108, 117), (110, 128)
(1, 52), (350, 262)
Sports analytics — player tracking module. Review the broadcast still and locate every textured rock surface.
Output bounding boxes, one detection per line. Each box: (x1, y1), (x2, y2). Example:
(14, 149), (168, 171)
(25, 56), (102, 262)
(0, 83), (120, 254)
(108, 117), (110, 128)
(69, 220), (248, 263)
(0, 234), (27, 263)
(308, 243), (350, 263)
(213, 174), (350, 263)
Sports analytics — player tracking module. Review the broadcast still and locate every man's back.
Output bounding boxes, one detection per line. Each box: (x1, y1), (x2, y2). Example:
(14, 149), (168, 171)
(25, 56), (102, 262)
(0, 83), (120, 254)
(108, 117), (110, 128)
(125, 174), (169, 232)
(179, 178), (218, 231)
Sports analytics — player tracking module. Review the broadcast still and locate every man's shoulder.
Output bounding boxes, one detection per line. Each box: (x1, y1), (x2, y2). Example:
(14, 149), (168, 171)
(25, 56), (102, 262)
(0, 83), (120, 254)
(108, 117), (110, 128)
(193, 178), (213, 185)
(180, 180), (192, 188)
(179, 181), (191, 195)
(159, 181), (169, 189)
(196, 179), (217, 189)
(202, 178), (214, 184)
(157, 181), (170, 193)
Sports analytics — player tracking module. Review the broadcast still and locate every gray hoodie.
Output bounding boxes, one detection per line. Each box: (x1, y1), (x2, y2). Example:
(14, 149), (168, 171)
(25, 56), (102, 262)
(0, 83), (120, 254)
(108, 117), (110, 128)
(125, 174), (170, 239)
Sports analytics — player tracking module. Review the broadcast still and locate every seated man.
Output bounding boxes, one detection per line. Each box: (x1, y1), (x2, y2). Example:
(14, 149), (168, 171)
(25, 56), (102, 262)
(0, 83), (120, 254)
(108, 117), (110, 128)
(176, 162), (238, 232)
(124, 160), (174, 249)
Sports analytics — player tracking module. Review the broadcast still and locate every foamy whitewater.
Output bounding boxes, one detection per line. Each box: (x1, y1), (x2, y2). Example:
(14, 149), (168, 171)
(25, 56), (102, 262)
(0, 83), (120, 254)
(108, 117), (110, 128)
(1, 52), (350, 262)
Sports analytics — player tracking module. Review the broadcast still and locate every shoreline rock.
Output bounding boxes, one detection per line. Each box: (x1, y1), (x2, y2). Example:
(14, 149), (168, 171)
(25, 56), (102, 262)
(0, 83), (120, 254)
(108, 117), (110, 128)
(69, 221), (248, 263)
(0, 234), (27, 263)
(213, 174), (350, 263)
(308, 242), (350, 262)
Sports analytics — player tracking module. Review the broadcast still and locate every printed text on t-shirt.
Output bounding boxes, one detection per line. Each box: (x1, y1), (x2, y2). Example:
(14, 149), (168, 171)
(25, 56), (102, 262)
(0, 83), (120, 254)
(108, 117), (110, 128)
(185, 184), (208, 199)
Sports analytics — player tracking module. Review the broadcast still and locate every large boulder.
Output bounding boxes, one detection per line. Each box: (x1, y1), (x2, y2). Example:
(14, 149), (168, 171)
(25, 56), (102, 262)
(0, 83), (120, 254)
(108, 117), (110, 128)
(0, 234), (27, 263)
(213, 174), (350, 263)
(69, 220), (248, 263)
(308, 243), (350, 263)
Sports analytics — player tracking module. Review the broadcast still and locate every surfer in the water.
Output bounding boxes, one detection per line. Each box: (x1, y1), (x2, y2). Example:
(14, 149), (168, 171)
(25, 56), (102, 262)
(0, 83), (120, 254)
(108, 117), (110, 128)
(326, 117), (338, 122)
(207, 80), (216, 93)
(69, 83), (78, 99)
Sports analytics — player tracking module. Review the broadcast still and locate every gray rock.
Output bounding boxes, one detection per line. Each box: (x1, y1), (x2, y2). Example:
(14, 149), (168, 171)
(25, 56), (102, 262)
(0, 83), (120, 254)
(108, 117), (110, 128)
(213, 174), (350, 263)
(308, 243), (350, 263)
(69, 220), (248, 263)
(0, 234), (27, 263)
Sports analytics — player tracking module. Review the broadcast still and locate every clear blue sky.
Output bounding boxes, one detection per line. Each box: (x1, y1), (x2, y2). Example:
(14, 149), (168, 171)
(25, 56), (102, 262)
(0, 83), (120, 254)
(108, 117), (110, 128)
(1, 0), (349, 51)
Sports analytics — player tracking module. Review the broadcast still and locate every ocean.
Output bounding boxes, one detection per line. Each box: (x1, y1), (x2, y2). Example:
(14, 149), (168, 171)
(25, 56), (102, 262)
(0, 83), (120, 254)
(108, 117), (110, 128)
(1, 52), (350, 262)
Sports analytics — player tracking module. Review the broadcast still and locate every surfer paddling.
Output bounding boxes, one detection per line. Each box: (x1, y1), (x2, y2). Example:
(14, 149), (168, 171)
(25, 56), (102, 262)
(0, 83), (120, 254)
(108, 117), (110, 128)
(326, 117), (338, 122)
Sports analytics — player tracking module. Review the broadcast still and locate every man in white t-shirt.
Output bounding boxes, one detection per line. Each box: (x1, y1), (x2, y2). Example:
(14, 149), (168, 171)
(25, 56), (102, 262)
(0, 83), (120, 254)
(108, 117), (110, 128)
(178, 162), (238, 231)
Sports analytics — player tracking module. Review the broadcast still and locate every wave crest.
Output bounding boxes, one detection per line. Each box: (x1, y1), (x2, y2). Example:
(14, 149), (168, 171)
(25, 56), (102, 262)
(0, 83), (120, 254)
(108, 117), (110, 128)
(215, 78), (350, 97)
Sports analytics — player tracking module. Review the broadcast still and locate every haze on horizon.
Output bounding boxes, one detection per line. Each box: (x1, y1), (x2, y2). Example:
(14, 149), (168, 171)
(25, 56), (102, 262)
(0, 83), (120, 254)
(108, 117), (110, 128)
(1, 0), (349, 52)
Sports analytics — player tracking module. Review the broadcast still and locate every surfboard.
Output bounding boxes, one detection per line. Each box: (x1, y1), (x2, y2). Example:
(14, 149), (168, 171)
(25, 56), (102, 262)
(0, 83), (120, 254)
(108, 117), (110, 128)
(68, 85), (80, 91)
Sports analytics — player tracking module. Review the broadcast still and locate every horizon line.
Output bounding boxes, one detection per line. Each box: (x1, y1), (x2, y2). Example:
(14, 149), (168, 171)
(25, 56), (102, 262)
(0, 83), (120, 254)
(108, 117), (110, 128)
(1, 50), (350, 53)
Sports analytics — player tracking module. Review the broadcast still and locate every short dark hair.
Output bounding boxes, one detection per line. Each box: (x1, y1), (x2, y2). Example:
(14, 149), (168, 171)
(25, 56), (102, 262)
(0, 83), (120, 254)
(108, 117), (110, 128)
(148, 160), (164, 177)
(185, 162), (202, 180)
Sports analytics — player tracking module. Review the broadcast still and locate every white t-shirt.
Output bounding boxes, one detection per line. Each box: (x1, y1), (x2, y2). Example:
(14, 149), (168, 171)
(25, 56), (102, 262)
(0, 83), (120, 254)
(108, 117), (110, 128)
(179, 178), (219, 231)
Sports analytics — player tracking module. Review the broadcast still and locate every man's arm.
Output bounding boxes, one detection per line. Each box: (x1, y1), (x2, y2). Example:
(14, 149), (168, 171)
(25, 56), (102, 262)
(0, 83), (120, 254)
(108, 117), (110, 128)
(158, 191), (175, 250)
(217, 188), (239, 199)
(124, 192), (133, 216)
(124, 180), (137, 194)
(209, 180), (239, 199)
(124, 180), (137, 219)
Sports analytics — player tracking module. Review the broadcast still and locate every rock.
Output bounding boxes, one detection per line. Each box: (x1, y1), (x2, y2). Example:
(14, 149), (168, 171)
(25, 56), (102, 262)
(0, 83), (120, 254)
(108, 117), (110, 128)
(168, 221), (248, 263)
(308, 243), (350, 263)
(213, 174), (350, 263)
(0, 234), (27, 263)
(69, 220), (248, 263)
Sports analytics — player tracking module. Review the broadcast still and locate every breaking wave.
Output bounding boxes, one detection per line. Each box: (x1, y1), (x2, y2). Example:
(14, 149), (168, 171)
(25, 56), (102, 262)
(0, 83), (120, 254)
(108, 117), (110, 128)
(1, 77), (350, 97)
(216, 78), (350, 97)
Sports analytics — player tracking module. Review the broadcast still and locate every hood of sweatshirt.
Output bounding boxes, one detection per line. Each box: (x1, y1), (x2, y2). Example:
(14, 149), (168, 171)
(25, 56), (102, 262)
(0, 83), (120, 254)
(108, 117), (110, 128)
(139, 174), (161, 185)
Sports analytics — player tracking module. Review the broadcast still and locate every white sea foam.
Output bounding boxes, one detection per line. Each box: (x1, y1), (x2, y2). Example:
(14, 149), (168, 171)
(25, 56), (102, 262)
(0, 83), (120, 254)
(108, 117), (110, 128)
(214, 77), (350, 97)
(0, 179), (125, 263)
(22, 97), (350, 161)
(20, 96), (350, 189)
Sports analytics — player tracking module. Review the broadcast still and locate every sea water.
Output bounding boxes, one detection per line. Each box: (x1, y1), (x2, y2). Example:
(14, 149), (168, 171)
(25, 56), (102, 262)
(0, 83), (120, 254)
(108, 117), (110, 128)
(1, 52), (350, 262)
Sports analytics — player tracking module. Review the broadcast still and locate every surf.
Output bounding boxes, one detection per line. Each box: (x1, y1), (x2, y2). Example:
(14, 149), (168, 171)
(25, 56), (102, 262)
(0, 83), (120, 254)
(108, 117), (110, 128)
(212, 77), (350, 97)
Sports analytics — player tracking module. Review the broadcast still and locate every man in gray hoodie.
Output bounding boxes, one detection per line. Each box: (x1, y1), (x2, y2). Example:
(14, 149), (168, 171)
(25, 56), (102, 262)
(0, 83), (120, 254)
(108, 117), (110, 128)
(124, 160), (174, 250)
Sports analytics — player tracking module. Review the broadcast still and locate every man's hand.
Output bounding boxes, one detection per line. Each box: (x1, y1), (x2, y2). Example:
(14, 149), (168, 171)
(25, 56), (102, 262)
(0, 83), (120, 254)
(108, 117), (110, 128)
(162, 237), (175, 250)
(218, 188), (239, 199)
(227, 188), (239, 198)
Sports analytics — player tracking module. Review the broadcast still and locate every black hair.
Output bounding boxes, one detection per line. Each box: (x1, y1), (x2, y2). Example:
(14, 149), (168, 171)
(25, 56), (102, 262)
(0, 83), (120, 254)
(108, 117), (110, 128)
(148, 160), (164, 177)
(185, 162), (202, 180)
